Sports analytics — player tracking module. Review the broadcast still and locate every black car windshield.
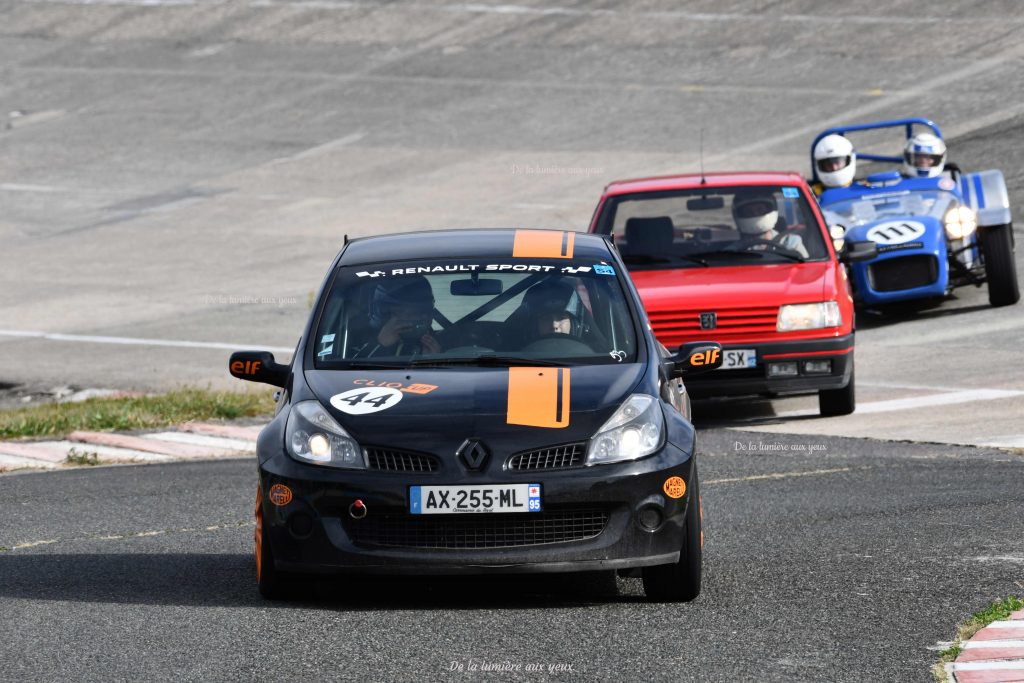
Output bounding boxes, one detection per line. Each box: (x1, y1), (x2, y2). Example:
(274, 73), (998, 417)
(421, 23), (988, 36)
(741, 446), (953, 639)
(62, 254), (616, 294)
(313, 259), (639, 368)
(595, 185), (830, 268)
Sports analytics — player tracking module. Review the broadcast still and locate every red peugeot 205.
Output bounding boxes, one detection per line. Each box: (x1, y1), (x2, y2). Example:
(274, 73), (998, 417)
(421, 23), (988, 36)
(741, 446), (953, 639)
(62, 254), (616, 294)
(589, 171), (875, 416)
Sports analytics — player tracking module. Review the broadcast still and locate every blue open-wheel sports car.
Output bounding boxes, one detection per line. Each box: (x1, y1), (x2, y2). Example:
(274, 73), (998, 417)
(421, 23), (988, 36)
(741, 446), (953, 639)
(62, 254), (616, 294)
(810, 117), (1019, 308)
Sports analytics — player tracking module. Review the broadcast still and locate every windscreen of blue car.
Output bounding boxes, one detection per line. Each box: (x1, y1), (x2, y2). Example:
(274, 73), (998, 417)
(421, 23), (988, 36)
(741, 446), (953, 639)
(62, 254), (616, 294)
(821, 190), (960, 228)
(312, 260), (640, 368)
(594, 185), (830, 268)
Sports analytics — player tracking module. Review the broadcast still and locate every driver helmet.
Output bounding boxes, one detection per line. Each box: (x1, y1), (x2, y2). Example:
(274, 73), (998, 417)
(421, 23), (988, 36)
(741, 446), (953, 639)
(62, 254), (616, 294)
(732, 191), (779, 236)
(369, 276), (435, 335)
(523, 280), (579, 337)
(814, 134), (856, 188)
(903, 132), (946, 178)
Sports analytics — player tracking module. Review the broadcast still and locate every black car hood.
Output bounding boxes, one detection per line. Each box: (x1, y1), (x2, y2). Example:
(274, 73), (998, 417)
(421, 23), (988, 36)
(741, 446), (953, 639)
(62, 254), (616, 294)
(304, 364), (646, 456)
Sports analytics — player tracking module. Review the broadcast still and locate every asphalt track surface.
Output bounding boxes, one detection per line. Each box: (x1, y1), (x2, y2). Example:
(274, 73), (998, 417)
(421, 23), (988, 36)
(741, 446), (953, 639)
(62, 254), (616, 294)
(2, 1), (1024, 680)
(2, 431), (1023, 682)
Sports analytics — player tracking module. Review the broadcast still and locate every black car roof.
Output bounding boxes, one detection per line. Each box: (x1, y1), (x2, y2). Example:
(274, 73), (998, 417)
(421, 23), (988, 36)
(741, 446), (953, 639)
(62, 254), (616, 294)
(338, 229), (612, 266)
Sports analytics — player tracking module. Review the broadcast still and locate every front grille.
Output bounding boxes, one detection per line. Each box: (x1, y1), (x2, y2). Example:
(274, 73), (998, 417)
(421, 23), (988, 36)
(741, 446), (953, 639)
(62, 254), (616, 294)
(344, 507), (609, 549)
(365, 447), (440, 473)
(868, 255), (938, 292)
(648, 306), (778, 346)
(507, 443), (585, 471)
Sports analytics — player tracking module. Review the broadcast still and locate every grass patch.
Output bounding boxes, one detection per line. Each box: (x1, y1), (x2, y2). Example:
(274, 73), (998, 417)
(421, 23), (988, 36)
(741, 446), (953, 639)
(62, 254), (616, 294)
(64, 447), (100, 466)
(932, 595), (1024, 681)
(0, 387), (276, 440)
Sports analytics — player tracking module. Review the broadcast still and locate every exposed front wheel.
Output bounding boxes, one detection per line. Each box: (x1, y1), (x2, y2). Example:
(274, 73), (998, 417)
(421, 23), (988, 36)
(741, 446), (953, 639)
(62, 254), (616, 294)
(642, 466), (702, 602)
(982, 224), (1020, 307)
(819, 359), (855, 416)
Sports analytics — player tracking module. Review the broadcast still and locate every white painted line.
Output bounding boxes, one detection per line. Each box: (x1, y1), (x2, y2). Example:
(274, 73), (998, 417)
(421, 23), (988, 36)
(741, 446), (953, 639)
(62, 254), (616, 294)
(0, 329), (293, 354)
(874, 317), (1024, 347)
(0, 183), (67, 193)
(979, 436), (1024, 449)
(267, 131), (365, 165)
(12, 0), (1023, 24)
(949, 661), (1024, 670)
(11, 539), (58, 549)
(857, 381), (977, 392)
(962, 640), (1024, 648)
(971, 556), (1024, 565)
(0, 454), (59, 470)
(776, 388), (1024, 418)
(144, 431), (254, 451)
(854, 389), (1024, 415)
(705, 467), (854, 485)
(987, 622), (1024, 629)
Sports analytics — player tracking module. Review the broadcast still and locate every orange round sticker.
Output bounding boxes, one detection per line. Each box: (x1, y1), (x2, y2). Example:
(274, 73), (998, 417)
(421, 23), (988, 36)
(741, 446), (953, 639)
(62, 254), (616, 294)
(663, 476), (686, 499)
(268, 484), (293, 506)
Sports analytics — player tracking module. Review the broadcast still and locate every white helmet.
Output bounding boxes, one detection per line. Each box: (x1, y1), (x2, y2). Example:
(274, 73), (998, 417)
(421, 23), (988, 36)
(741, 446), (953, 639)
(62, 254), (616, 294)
(814, 134), (856, 188)
(903, 132), (946, 178)
(732, 191), (779, 235)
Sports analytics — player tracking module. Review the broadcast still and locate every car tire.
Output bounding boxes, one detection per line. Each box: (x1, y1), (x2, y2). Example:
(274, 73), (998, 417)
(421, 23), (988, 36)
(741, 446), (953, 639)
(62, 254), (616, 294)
(982, 224), (1020, 307)
(255, 489), (293, 600)
(642, 465), (701, 602)
(819, 359), (855, 417)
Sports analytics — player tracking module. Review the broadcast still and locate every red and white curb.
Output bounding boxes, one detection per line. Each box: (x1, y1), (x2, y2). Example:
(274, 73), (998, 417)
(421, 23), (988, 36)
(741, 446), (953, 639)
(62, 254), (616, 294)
(946, 609), (1024, 683)
(0, 422), (265, 472)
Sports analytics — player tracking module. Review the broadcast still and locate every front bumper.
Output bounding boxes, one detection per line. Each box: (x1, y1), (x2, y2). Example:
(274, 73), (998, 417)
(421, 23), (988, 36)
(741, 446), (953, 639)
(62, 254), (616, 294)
(257, 442), (695, 575)
(684, 333), (853, 399)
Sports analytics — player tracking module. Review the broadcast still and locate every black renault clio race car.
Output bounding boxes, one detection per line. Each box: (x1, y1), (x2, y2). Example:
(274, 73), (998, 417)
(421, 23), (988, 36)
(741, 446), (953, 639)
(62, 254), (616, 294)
(230, 229), (721, 602)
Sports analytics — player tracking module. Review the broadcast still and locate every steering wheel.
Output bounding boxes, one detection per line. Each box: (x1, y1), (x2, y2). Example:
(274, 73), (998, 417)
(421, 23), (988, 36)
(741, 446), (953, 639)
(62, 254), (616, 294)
(520, 334), (595, 355)
(734, 238), (803, 257)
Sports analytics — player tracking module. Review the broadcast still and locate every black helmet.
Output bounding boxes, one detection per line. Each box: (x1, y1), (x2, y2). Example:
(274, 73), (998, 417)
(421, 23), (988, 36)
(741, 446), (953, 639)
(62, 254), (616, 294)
(369, 276), (434, 329)
(523, 280), (579, 336)
(523, 280), (574, 316)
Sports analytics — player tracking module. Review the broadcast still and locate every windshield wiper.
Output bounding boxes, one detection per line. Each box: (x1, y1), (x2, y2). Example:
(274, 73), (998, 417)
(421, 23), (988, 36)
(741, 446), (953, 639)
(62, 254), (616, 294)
(691, 249), (806, 263)
(339, 361), (408, 369)
(622, 253), (708, 267)
(406, 355), (567, 368)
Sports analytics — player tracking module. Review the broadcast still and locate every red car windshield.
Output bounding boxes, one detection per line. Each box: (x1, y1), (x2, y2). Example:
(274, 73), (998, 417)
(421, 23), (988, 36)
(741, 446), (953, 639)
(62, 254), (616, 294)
(594, 185), (830, 268)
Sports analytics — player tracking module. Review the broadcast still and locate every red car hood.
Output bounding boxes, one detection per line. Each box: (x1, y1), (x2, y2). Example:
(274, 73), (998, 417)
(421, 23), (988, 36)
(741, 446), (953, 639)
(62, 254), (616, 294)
(630, 262), (833, 312)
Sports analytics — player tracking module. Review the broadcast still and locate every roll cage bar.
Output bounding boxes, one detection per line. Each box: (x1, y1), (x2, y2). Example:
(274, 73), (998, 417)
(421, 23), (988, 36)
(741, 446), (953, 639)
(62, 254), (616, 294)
(810, 117), (943, 182)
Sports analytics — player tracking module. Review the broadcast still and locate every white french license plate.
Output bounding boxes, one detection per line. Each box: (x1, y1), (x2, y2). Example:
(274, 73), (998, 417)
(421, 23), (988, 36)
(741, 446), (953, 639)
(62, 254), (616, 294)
(722, 349), (757, 370)
(409, 484), (542, 515)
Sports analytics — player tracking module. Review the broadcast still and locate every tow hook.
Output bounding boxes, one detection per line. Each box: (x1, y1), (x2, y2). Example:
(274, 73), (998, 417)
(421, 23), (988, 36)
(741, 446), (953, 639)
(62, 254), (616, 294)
(349, 499), (368, 519)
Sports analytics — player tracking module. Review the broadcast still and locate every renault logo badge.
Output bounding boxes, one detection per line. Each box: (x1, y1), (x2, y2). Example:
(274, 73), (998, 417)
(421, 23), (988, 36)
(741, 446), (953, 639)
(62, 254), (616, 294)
(699, 312), (717, 330)
(457, 439), (489, 471)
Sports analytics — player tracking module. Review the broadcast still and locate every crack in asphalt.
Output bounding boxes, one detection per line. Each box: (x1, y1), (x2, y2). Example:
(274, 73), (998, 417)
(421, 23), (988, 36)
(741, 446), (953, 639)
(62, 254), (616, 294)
(2, 520), (253, 553)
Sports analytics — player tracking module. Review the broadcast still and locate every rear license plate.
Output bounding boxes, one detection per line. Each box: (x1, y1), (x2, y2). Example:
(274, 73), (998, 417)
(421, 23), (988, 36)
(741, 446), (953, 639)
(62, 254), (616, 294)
(722, 349), (757, 369)
(409, 484), (542, 515)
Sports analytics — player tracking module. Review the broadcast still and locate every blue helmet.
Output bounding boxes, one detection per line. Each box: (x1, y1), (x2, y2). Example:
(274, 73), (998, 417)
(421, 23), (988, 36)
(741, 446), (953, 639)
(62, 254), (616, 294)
(903, 133), (946, 178)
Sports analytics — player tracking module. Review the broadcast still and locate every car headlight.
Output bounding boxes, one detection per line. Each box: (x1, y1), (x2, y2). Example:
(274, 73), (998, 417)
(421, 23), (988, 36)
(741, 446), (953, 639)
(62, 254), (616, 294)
(586, 394), (664, 465)
(945, 206), (977, 240)
(777, 302), (842, 332)
(829, 224), (847, 252)
(285, 400), (365, 468)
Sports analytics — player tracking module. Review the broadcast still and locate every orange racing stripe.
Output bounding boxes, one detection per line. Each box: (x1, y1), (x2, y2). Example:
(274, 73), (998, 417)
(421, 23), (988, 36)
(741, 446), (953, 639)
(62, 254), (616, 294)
(512, 230), (575, 259)
(506, 367), (570, 428)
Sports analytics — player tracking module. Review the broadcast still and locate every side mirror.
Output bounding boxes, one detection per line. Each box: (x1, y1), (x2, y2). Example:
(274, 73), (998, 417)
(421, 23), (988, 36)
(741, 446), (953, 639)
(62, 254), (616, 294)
(669, 341), (724, 378)
(229, 351), (289, 387)
(840, 240), (877, 264)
